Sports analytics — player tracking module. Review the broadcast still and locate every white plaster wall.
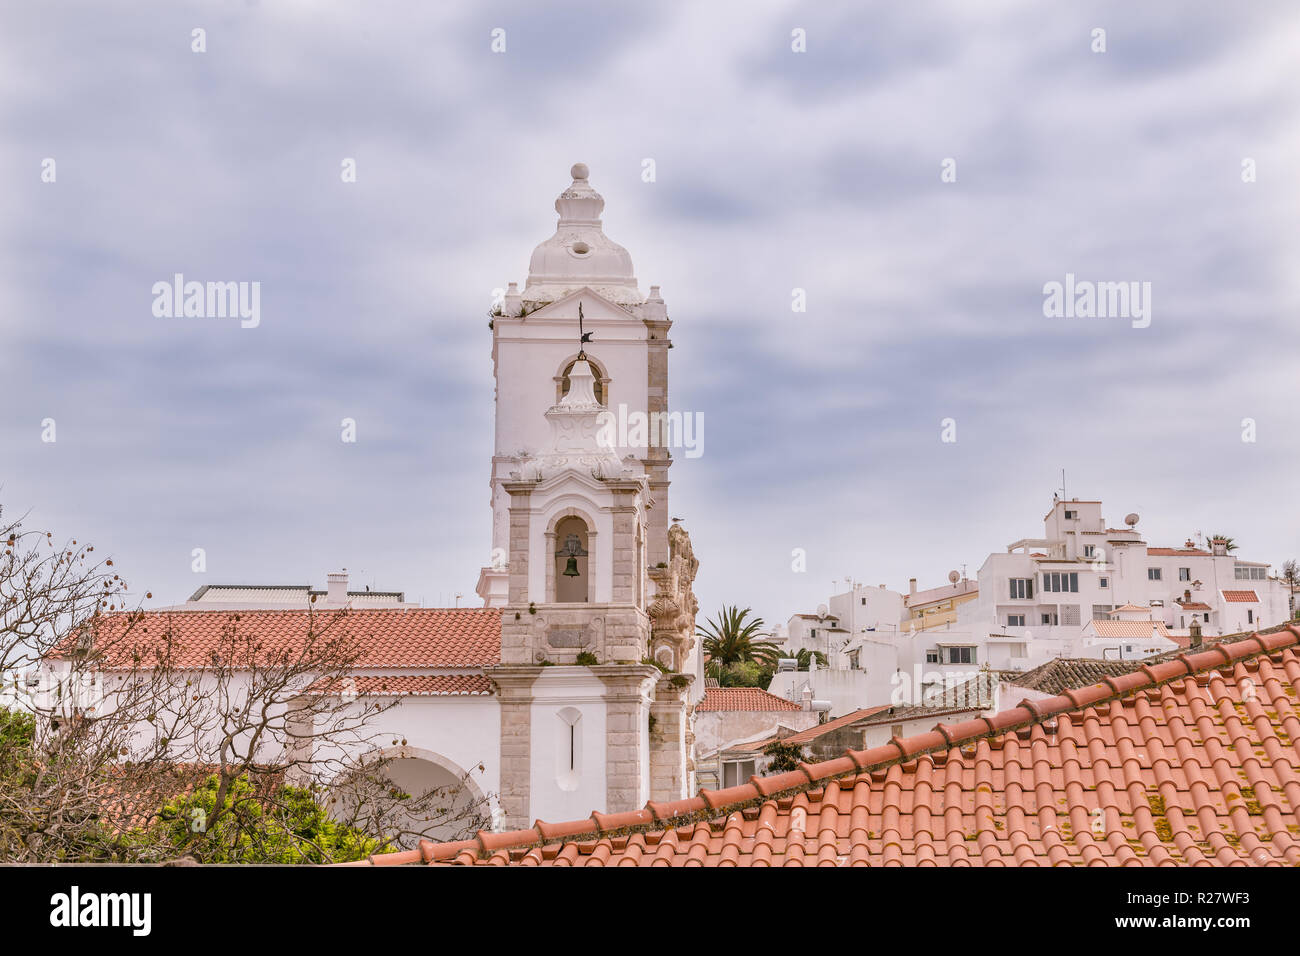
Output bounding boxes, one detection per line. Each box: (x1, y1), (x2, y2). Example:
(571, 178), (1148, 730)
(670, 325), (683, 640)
(829, 585), (905, 640)
(352, 693), (501, 803)
(694, 708), (819, 758)
(527, 669), (609, 824)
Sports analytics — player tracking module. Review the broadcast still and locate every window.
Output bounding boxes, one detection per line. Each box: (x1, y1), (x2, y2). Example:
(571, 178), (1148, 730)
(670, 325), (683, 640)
(1204, 613), (1210, 622)
(946, 646), (974, 665)
(1042, 572), (1079, 593)
(1042, 612), (1058, 626)
(1148, 568), (1162, 581)
(1009, 578), (1034, 600)
(556, 707), (583, 791)
(890, 725), (904, 738)
(848, 650), (860, 670)
(723, 760), (757, 788)
(1099, 576), (1109, 589)
(925, 650), (940, 664)
(1092, 605), (1114, 621)
(1007, 614), (1026, 627)
(1234, 566), (1267, 580)
(1064, 509), (1077, 519)
(861, 597), (866, 605)
(809, 628), (817, 639)
(1083, 545), (1096, 558)
(1247, 609), (1254, 624)
(1178, 567), (1191, 581)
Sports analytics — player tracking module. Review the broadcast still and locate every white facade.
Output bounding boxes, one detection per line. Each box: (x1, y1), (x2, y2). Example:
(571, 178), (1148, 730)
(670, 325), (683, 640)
(970, 499), (1291, 651)
(779, 494), (1293, 716)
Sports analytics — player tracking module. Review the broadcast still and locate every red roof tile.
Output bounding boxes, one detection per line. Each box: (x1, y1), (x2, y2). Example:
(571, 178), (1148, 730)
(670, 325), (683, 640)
(1222, 590), (1260, 603)
(1147, 547), (1210, 556)
(381, 625), (1300, 866)
(307, 674), (492, 696)
(85, 608), (502, 669)
(1088, 620), (1173, 639)
(727, 705), (894, 752)
(695, 687), (803, 712)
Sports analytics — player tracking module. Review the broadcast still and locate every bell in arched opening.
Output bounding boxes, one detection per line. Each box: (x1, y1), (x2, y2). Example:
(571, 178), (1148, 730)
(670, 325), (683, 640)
(554, 517), (590, 602)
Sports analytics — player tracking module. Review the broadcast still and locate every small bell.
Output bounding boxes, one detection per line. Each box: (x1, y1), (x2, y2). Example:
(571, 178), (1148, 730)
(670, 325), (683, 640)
(563, 556), (581, 577)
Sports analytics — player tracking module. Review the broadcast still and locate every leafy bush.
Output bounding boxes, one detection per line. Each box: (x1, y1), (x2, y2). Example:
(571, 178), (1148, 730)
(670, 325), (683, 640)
(762, 740), (808, 774)
(153, 774), (383, 864)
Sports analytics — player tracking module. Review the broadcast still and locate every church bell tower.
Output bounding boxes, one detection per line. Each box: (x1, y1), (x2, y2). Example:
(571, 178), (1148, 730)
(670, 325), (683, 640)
(481, 164), (701, 828)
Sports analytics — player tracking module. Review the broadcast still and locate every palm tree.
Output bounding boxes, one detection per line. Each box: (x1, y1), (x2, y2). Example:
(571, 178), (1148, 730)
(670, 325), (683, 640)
(1283, 559), (1299, 619)
(1210, 534), (1238, 552)
(697, 606), (781, 677)
(784, 647), (827, 671)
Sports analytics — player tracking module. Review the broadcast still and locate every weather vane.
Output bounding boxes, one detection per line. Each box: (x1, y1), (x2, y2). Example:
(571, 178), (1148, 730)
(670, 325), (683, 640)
(577, 302), (593, 360)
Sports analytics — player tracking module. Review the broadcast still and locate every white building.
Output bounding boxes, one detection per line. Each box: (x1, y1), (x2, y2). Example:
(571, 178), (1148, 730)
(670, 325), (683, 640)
(169, 572), (418, 610)
(776, 494), (1292, 716)
(970, 498), (1291, 656)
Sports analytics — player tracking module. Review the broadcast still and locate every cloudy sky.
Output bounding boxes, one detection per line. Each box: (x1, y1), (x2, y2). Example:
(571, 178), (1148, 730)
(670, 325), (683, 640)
(1, 1), (1296, 628)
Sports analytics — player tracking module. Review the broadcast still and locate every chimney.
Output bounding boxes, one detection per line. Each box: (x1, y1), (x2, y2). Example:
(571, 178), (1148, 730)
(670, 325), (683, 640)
(1210, 536), (1227, 557)
(326, 570), (349, 605)
(909, 578), (917, 596)
(1189, 616), (1203, 648)
(801, 686), (814, 711)
(1184, 589), (1191, 602)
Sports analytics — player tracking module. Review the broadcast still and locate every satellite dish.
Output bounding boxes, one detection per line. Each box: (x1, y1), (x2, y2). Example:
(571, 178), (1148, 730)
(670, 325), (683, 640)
(1124, 513), (1140, 527)
(947, 570), (961, 584)
(816, 603), (829, 618)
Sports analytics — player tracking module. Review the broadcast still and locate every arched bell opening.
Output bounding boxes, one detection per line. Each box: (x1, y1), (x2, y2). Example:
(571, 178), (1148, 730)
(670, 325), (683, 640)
(554, 515), (590, 603)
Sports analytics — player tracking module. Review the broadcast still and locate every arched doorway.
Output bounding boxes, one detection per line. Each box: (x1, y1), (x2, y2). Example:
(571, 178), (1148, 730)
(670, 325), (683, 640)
(331, 747), (490, 848)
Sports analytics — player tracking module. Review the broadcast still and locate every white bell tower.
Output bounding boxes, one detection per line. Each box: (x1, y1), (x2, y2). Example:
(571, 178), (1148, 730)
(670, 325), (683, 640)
(480, 164), (702, 828)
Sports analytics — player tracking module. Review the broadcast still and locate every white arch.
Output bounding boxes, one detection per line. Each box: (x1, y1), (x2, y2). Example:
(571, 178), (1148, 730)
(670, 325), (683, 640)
(371, 744), (490, 808)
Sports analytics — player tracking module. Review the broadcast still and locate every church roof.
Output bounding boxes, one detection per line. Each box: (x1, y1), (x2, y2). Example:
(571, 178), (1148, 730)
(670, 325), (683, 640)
(353, 626), (1300, 866)
(82, 608), (502, 670)
(307, 674), (493, 697)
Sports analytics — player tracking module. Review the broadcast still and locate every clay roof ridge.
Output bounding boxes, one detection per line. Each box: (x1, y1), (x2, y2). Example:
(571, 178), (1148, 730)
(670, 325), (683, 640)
(361, 625), (1300, 865)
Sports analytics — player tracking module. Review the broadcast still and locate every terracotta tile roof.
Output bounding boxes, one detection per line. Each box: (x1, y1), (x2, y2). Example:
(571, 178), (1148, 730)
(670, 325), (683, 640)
(728, 705), (894, 752)
(1147, 547), (1210, 557)
(1222, 590), (1260, 603)
(377, 626), (1300, 866)
(1001, 658), (1143, 695)
(1088, 620), (1173, 639)
(307, 674), (492, 696)
(1176, 601), (1212, 611)
(696, 687), (803, 712)
(83, 608), (502, 670)
(1111, 603), (1150, 613)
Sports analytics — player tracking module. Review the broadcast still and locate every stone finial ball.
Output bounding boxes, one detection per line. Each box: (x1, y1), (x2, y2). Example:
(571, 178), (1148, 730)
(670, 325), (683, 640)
(571, 162), (589, 180)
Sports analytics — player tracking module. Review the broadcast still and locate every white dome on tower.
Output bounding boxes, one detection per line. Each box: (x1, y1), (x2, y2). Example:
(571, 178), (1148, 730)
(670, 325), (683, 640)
(524, 163), (641, 306)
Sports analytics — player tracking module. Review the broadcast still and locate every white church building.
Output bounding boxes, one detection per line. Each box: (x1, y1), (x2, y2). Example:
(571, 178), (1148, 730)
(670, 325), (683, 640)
(57, 165), (703, 839)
